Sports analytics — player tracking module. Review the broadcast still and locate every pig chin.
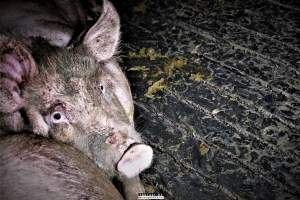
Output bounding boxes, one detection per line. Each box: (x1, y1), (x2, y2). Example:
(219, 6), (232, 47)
(116, 142), (153, 178)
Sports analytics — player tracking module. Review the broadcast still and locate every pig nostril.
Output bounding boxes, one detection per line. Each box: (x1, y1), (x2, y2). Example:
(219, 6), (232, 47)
(53, 113), (61, 120)
(121, 142), (141, 154)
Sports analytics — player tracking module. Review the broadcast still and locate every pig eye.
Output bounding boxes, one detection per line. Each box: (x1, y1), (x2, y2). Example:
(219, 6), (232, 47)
(50, 111), (68, 124)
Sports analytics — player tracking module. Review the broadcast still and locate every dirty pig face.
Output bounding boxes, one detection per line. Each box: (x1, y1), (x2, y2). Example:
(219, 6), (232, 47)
(19, 0), (153, 178)
(26, 52), (134, 140)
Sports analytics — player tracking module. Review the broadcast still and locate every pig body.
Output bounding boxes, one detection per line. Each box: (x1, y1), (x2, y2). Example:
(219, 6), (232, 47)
(0, 0), (153, 199)
(0, 133), (124, 200)
(0, 0), (87, 47)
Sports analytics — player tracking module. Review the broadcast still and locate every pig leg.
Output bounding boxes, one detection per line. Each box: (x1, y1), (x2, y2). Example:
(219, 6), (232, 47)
(122, 176), (145, 200)
(117, 144), (153, 199)
(0, 35), (37, 132)
(26, 106), (49, 137)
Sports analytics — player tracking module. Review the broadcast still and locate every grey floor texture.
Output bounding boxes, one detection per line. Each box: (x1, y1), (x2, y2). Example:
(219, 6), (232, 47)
(113, 0), (300, 199)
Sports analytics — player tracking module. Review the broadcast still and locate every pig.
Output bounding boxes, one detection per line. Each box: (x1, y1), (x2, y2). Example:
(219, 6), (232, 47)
(0, 0), (153, 199)
(0, 133), (124, 200)
(0, 0), (87, 47)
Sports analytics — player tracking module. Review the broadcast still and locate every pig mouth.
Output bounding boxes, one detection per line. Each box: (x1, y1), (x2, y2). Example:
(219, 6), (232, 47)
(116, 143), (153, 178)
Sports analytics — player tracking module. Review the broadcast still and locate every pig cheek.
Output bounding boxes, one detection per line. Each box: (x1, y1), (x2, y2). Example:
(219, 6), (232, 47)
(50, 124), (74, 143)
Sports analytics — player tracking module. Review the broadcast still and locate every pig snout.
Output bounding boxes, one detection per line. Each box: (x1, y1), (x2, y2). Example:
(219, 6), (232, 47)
(117, 143), (153, 179)
(105, 132), (153, 178)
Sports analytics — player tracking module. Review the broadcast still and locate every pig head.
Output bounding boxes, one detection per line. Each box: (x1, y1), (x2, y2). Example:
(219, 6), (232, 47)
(0, 0), (153, 183)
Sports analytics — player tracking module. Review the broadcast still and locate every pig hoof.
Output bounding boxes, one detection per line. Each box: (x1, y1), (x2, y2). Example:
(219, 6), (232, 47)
(0, 81), (24, 113)
(0, 53), (35, 82)
(33, 123), (49, 137)
(0, 50), (37, 113)
(117, 144), (153, 178)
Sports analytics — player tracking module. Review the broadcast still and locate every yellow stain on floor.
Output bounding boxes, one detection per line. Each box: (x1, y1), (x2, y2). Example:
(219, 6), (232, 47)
(190, 72), (205, 82)
(127, 48), (216, 98)
(133, 1), (147, 14)
(198, 142), (209, 157)
(164, 58), (188, 77)
(127, 48), (166, 60)
(145, 78), (166, 98)
(127, 65), (149, 72)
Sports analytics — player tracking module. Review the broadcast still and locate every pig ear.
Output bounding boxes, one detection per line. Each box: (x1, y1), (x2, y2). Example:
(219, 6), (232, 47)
(83, 0), (120, 61)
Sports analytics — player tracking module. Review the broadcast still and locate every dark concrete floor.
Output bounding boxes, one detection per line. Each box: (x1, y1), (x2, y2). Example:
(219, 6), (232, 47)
(113, 0), (300, 199)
